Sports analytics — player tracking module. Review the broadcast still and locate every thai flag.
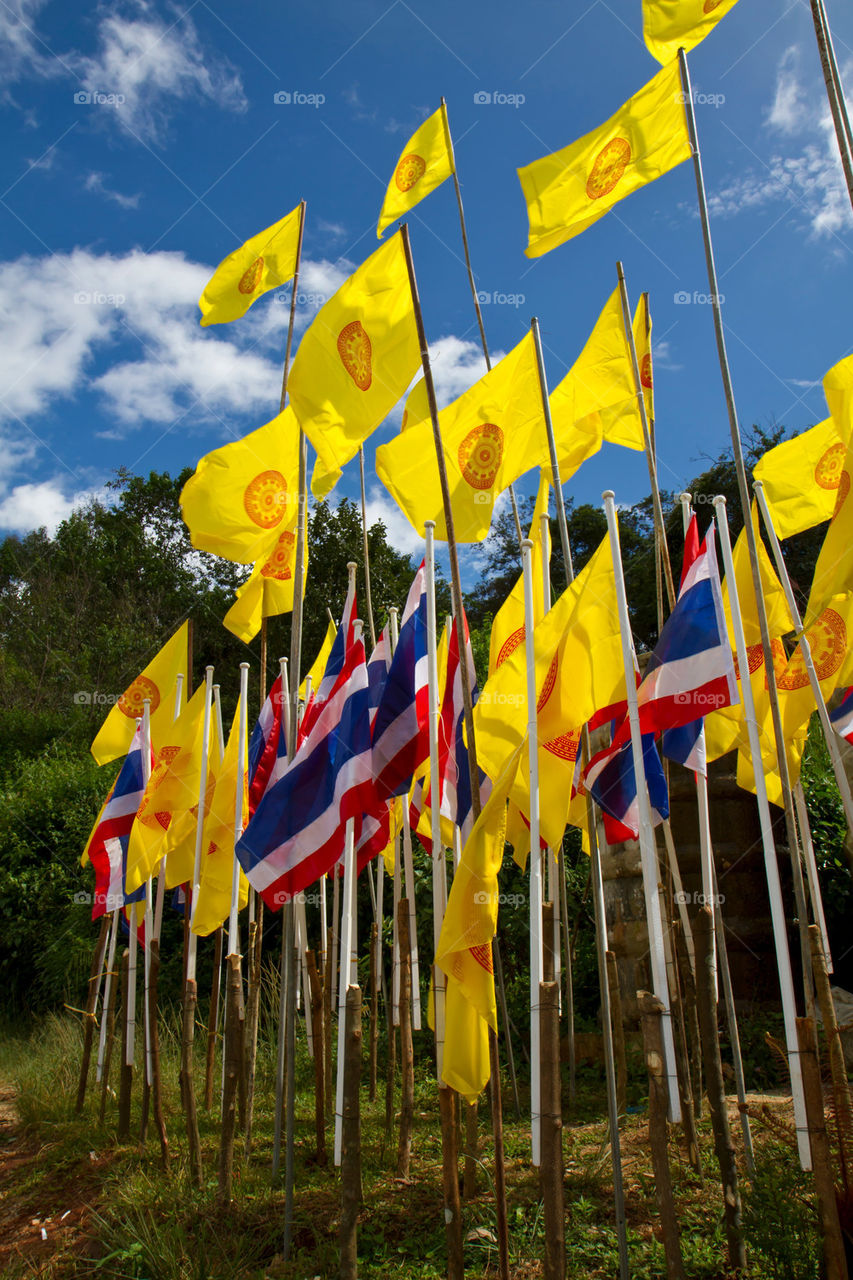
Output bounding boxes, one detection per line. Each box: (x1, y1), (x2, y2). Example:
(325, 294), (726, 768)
(248, 673), (283, 816)
(298, 588), (355, 745)
(236, 587), (382, 907)
(437, 613), (491, 846)
(585, 730), (670, 844)
(661, 515), (708, 774)
(613, 518), (737, 749)
(830, 686), (853, 744)
(354, 623), (395, 869)
(372, 562), (430, 803)
(88, 725), (149, 920)
(366, 622), (392, 728)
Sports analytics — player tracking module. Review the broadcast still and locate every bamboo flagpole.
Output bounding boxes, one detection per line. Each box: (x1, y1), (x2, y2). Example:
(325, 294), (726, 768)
(678, 48), (818, 1034)
(95, 909), (120, 1085)
(809, 0), (853, 213)
(714, 496), (811, 1168)
(400, 222), (507, 1280)
(272, 657), (290, 1175)
(334, 813), (358, 1165)
(754, 479), (853, 838)
(440, 95), (524, 552)
(388, 605), (423, 1031)
(603, 491), (681, 1122)
(227, 664), (250, 958)
(425, 523), (448, 1076)
(521, 537), (544, 1166)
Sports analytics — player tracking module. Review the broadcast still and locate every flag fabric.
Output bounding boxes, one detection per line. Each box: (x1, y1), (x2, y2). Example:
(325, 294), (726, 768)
(438, 613), (492, 846)
(353, 623), (396, 869)
(298, 581), (357, 744)
(223, 512), (306, 644)
(824, 352), (853, 453)
(85, 724), (150, 919)
(125, 682), (208, 893)
(198, 205), (302, 326)
(476, 537), (626, 795)
(488, 471), (549, 677)
(300, 619), (337, 700)
(90, 622), (190, 767)
(366, 623), (393, 726)
(830, 686), (853, 744)
(643, 0), (741, 65)
(372, 563), (430, 801)
(546, 289), (645, 480)
(192, 700), (249, 936)
(585, 729), (669, 843)
(236, 589), (382, 906)
(517, 61), (691, 258)
(661, 513), (705, 773)
(804, 457), (853, 624)
(775, 593), (853, 752)
(753, 419), (844, 540)
(180, 408), (300, 565)
(248, 674), (283, 816)
(377, 104), (454, 237)
(435, 748), (518, 1100)
(633, 291), (654, 428)
(376, 331), (543, 542)
(287, 231), (421, 498)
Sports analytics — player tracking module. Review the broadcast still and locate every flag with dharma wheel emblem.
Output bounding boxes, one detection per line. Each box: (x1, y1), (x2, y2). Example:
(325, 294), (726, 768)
(395, 153), (426, 192)
(198, 204), (301, 326)
(458, 424), (504, 490)
(377, 105), (454, 237)
(118, 675), (161, 720)
(243, 470), (289, 530)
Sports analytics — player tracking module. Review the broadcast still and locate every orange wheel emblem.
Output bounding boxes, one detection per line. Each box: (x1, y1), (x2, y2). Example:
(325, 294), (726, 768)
(395, 153), (426, 192)
(732, 643), (764, 682)
(640, 353), (653, 390)
(776, 608), (846, 690)
(238, 257), (264, 295)
(243, 470), (288, 530)
(586, 138), (632, 201)
(816, 442), (846, 490)
(118, 675), (160, 720)
(537, 653), (558, 713)
(458, 423), (503, 490)
(496, 626), (525, 668)
(337, 320), (372, 391)
(833, 471), (850, 521)
(260, 530), (296, 581)
(704, 0), (724, 11)
(544, 728), (580, 762)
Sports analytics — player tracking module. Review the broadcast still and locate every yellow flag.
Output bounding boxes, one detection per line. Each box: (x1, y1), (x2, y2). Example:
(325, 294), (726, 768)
(377, 105), (454, 237)
(223, 513), (307, 644)
(753, 419), (843, 540)
(125, 682), (208, 893)
(488, 471), (550, 676)
(518, 62), (691, 258)
(824, 353), (853, 452)
(198, 206), (302, 327)
(400, 375), (430, 430)
(435, 748), (518, 1101)
(376, 331), (543, 542)
(643, 0), (740, 65)
(805, 453), (853, 623)
(476, 537), (625, 796)
(633, 293), (654, 428)
(287, 232), (420, 498)
(300, 619), (336, 698)
(180, 408), (300, 565)
(546, 288), (644, 481)
(90, 622), (190, 767)
(192, 700), (249, 936)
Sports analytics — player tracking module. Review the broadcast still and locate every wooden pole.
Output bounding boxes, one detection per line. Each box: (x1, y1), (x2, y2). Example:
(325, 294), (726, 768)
(638, 991), (687, 1280)
(181, 974), (203, 1187)
(809, 924), (853, 1182)
(98, 939), (119, 1125)
(401, 221), (509, 1276)
(204, 927), (223, 1110)
(243, 907), (264, 1156)
(438, 1083), (464, 1280)
(540, 980), (565, 1280)
(324, 924), (334, 1124)
(605, 951), (627, 1123)
(711, 858), (755, 1170)
(306, 949), (327, 1166)
(797, 1016), (850, 1280)
(694, 907), (745, 1270)
(146, 938), (169, 1169)
(117, 948), (132, 1140)
(75, 914), (111, 1113)
(339, 986), (363, 1280)
(218, 953), (244, 1205)
(368, 922), (379, 1103)
(396, 898), (414, 1179)
(809, 0), (853, 213)
(463, 1101), (478, 1200)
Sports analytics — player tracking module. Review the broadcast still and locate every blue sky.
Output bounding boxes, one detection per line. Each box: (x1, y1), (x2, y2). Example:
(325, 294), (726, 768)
(2, 0), (852, 587)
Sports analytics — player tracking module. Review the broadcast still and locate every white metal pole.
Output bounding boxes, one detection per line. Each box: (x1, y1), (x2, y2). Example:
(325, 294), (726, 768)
(425, 523), (447, 1077)
(794, 782), (833, 972)
(714, 495), (811, 1168)
(389, 603), (422, 1030)
(603, 491), (681, 1122)
(185, 668), (214, 983)
(334, 816), (357, 1166)
(227, 663), (250, 959)
(521, 538), (544, 1164)
(95, 908), (120, 1082)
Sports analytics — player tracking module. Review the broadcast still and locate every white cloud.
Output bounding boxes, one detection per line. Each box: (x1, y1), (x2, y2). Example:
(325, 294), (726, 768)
(84, 171), (140, 209)
(767, 46), (807, 135)
(0, 479), (104, 535)
(0, 0), (56, 87)
(364, 485), (424, 557)
(73, 6), (246, 143)
(428, 336), (495, 407)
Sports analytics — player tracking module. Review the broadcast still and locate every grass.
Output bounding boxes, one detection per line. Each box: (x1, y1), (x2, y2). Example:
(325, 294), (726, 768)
(0, 1001), (826, 1280)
